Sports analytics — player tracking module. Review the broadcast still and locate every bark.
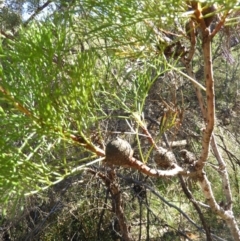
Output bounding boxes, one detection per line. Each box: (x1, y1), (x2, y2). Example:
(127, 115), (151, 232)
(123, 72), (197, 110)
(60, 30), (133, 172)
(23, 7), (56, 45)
(87, 168), (133, 241)
(179, 175), (212, 241)
(181, 5), (240, 239)
(107, 169), (133, 241)
(197, 27), (215, 170)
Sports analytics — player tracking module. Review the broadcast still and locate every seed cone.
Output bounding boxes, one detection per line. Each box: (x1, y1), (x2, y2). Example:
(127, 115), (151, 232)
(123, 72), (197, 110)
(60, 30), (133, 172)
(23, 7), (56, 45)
(179, 149), (196, 164)
(154, 147), (176, 169)
(104, 138), (133, 167)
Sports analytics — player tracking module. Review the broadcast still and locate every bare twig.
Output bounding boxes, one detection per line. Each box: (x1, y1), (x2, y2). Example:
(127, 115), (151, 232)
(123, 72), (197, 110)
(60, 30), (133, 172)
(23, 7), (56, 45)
(119, 176), (228, 241)
(23, 1), (53, 26)
(178, 175), (212, 240)
(87, 168), (133, 241)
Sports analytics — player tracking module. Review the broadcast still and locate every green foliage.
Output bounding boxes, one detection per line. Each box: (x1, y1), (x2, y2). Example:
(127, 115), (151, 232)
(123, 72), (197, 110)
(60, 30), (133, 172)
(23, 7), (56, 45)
(0, 0), (170, 205)
(0, 17), (105, 204)
(0, 6), (22, 30)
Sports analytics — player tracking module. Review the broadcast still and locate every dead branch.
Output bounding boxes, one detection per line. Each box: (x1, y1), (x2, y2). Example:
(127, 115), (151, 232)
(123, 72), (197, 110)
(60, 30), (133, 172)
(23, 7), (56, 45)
(86, 168), (133, 241)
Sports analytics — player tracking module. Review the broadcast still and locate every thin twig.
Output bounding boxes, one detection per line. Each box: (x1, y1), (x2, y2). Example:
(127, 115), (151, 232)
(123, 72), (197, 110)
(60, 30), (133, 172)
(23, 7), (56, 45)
(23, 1), (53, 26)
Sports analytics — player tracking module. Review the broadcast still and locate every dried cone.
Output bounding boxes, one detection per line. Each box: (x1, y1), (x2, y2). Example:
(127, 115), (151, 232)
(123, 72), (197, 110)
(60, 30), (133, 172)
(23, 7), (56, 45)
(154, 147), (176, 169)
(105, 138), (133, 167)
(179, 149), (196, 164)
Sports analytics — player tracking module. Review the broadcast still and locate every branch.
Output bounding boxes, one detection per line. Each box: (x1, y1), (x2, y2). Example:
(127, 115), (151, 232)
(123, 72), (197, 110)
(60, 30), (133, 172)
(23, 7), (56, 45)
(185, 20), (196, 63)
(0, 84), (33, 117)
(210, 11), (229, 40)
(167, 63), (206, 91)
(23, 1), (53, 27)
(0, 83), (106, 161)
(119, 176), (201, 229)
(0, 30), (15, 39)
(181, 16), (239, 238)
(182, 56), (233, 208)
(121, 157), (189, 177)
(178, 175), (212, 240)
(121, 176), (227, 241)
(196, 28), (214, 170)
(87, 168), (133, 241)
(145, 115), (187, 147)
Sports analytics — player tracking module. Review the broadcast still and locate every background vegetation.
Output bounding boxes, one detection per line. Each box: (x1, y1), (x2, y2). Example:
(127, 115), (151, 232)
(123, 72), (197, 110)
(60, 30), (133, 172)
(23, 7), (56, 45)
(1, 0), (240, 240)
